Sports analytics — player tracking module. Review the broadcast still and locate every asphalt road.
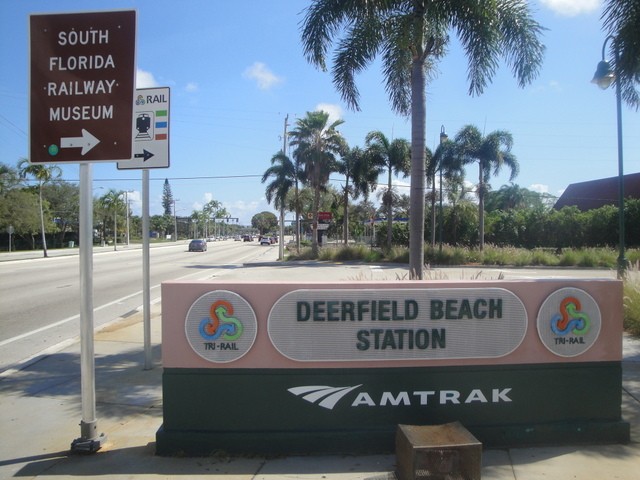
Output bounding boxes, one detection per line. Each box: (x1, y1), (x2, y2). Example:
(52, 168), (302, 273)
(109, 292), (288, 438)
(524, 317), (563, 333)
(0, 239), (280, 373)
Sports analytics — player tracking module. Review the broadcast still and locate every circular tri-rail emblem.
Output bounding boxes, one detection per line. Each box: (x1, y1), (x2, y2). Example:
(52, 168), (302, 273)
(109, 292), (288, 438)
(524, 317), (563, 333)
(185, 290), (257, 363)
(536, 287), (601, 357)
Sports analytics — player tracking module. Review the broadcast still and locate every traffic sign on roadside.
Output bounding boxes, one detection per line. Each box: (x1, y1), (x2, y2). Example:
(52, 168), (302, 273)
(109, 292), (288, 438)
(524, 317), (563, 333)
(118, 87), (170, 169)
(29, 10), (136, 163)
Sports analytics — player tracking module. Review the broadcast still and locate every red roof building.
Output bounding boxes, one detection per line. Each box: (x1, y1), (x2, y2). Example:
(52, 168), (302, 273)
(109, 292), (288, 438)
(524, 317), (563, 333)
(553, 172), (640, 211)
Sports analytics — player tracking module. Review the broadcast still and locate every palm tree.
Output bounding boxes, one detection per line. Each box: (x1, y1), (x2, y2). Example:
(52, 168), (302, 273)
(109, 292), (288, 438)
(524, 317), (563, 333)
(301, 0), (545, 278)
(485, 183), (533, 212)
(289, 111), (347, 256)
(202, 200), (225, 238)
(262, 150), (298, 247)
(335, 146), (361, 244)
(454, 125), (519, 251)
(601, 0), (640, 109)
(426, 139), (465, 247)
(99, 189), (125, 249)
(365, 131), (410, 249)
(445, 171), (473, 245)
(17, 159), (62, 257)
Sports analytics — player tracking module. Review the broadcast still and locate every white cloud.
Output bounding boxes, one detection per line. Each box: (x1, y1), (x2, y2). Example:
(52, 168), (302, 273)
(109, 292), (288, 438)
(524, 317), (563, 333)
(243, 62), (283, 90)
(538, 0), (601, 16)
(529, 184), (549, 194)
(136, 68), (159, 88)
(315, 103), (343, 126)
(228, 199), (267, 225)
(185, 82), (199, 92)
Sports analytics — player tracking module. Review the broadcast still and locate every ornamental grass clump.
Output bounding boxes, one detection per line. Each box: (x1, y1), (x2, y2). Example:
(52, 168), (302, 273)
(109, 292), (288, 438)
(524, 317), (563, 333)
(623, 262), (640, 337)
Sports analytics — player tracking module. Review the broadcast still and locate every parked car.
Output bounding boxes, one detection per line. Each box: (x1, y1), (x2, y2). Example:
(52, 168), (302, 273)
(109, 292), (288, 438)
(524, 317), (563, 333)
(188, 239), (207, 252)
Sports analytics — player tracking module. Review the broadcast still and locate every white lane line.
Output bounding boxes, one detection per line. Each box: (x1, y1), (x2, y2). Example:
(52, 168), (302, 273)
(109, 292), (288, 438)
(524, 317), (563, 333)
(0, 254), (258, 348)
(0, 286), (159, 347)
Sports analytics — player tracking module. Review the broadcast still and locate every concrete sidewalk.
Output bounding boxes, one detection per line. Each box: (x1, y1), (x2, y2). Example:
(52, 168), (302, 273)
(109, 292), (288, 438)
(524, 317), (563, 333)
(1, 291), (639, 479)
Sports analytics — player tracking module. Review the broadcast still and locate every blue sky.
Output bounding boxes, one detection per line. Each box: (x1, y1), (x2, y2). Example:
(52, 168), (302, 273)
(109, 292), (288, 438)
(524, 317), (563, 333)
(1, 0), (639, 225)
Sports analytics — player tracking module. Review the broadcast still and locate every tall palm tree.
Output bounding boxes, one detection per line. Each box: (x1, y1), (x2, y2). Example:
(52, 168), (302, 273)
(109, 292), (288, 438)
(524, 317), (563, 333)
(289, 111), (347, 256)
(17, 159), (62, 257)
(262, 150), (298, 247)
(301, 0), (544, 278)
(365, 131), (410, 249)
(99, 189), (125, 248)
(454, 125), (519, 251)
(426, 139), (465, 247)
(601, 0), (640, 109)
(335, 146), (361, 244)
(445, 171), (473, 245)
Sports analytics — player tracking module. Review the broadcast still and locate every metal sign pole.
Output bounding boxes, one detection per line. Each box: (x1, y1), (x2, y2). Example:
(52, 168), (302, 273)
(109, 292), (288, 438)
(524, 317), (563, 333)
(71, 163), (106, 452)
(142, 169), (152, 370)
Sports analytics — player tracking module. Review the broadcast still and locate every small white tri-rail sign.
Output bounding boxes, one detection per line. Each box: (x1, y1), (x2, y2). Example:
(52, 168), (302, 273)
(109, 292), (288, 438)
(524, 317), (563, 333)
(118, 87), (170, 169)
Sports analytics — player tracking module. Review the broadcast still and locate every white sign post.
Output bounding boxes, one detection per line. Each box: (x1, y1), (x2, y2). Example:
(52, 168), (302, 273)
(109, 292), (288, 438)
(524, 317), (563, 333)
(118, 87), (170, 370)
(29, 10), (136, 453)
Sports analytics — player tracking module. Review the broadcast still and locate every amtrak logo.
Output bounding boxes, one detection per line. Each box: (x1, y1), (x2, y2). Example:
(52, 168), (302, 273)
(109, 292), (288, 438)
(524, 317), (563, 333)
(288, 384), (513, 410)
(288, 385), (362, 410)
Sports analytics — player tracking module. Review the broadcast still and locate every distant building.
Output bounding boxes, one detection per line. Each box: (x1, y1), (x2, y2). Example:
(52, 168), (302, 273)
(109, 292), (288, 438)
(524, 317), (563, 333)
(554, 173), (640, 211)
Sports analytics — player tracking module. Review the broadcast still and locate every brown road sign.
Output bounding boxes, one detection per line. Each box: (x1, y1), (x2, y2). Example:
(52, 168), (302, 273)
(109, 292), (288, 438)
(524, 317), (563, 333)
(29, 10), (136, 163)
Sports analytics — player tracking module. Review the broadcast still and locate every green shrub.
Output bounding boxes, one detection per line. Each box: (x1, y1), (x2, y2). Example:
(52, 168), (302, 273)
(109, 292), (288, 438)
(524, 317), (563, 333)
(530, 249), (559, 266)
(576, 248), (599, 267)
(558, 249), (579, 266)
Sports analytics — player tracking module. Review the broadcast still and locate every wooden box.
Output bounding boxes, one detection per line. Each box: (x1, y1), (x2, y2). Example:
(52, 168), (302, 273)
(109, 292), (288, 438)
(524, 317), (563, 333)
(396, 422), (482, 480)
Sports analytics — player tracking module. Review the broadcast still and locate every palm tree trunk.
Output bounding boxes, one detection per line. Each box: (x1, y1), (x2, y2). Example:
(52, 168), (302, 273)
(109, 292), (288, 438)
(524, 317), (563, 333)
(409, 58), (426, 279)
(312, 163), (320, 256)
(430, 174), (436, 247)
(295, 183), (301, 253)
(386, 169), (392, 249)
(343, 184), (349, 245)
(478, 165), (485, 251)
(38, 183), (48, 257)
(312, 188), (320, 256)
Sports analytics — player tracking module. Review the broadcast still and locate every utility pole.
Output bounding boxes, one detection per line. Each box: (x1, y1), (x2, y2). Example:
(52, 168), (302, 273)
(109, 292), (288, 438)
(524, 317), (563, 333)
(279, 114), (288, 261)
(173, 198), (179, 241)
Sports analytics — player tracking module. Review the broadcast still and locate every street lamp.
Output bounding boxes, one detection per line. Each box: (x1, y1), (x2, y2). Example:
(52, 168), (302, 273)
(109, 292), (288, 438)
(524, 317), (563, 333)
(592, 35), (627, 278)
(438, 125), (448, 253)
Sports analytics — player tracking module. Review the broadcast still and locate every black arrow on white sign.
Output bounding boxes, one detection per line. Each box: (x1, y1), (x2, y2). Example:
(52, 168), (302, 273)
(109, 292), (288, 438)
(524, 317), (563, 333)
(134, 149), (154, 161)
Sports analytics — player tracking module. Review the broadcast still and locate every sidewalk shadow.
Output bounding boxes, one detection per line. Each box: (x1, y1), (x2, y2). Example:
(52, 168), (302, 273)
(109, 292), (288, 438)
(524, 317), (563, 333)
(11, 443), (397, 478)
(0, 344), (163, 419)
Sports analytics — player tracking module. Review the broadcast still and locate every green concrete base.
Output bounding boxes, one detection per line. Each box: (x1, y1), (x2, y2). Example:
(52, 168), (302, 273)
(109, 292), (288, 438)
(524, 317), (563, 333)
(156, 420), (630, 456)
(156, 362), (630, 456)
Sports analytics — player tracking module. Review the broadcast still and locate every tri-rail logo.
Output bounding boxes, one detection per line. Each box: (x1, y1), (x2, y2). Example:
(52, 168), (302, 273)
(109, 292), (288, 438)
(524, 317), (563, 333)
(537, 287), (601, 357)
(185, 290), (257, 363)
(288, 384), (512, 410)
(199, 300), (243, 342)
